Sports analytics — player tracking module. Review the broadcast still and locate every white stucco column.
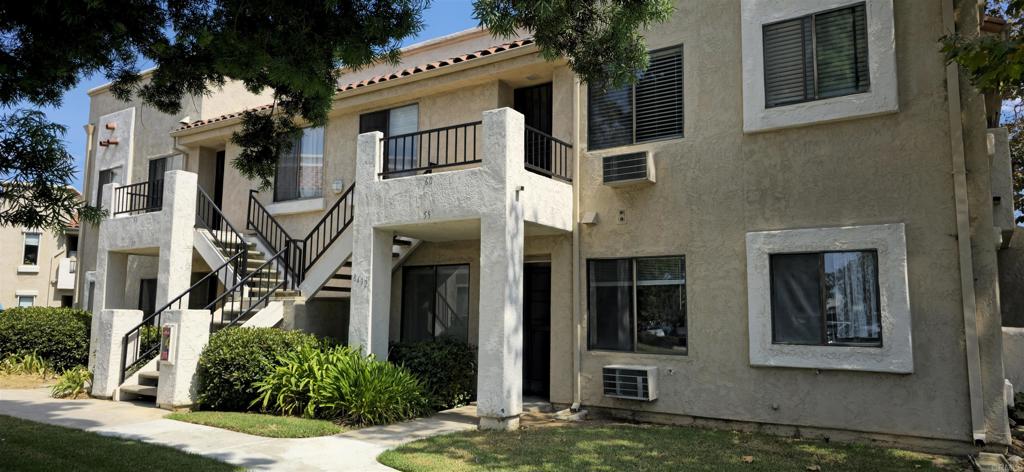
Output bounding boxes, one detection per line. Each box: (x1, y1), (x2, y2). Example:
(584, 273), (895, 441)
(156, 170), (198, 307)
(476, 108), (526, 430)
(349, 131), (393, 359)
(91, 309), (144, 399)
(156, 309), (210, 410)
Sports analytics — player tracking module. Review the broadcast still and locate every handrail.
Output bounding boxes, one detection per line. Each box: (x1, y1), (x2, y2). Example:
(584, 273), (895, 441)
(119, 251), (244, 383)
(112, 180), (164, 215)
(380, 121), (482, 179)
(435, 290), (460, 332)
(196, 187), (248, 281)
(206, 248), (289, 330)
(524, 125), (573, 183)
(297, 182), (356, 275)
(246, 190), (303, 283)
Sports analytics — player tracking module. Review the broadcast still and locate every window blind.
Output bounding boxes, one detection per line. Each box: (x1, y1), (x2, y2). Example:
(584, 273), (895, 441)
(763, 3), (868, 108)
(588, 45), (683, 150)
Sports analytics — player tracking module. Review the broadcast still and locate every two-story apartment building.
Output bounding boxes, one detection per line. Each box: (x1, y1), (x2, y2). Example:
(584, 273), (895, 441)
(82, 0), (1019, 452)
(0, 215), (79, 309)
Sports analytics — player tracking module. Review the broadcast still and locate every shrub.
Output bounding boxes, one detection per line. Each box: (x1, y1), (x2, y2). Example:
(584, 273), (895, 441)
(389, 337), (476, 410)
(51, 366), (92, 399)
(0, 352), (53, 377)
(0, 307), (91, 371)
(197, 327), (321, 411)
(254, 345), (430, 426)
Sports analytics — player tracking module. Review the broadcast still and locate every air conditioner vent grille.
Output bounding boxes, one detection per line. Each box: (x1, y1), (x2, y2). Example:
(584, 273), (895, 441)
(602, 152), (648, 183)
(602, 365), (657, 401)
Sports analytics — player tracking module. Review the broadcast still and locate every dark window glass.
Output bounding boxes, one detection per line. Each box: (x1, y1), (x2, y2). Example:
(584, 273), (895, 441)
(96, 167), (120, 207)
(588, 46), (683, 150)
(401, 264), (470, 343)
(61, 295), (73, 308)
(588, 256), (687, 355)
(147, 157), (167, 183)
(763, 3), (869, 108)
(769, 250), (881, 346)
(66, 234), (78, 258)
(138, 278), (158, 317)
(22, 233), (39, 265)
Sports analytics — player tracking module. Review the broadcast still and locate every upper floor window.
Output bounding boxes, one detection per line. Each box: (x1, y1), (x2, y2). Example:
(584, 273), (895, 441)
(23, 232), (40, 266)
(588, 46), (683, 151)
(274, 127), (324, 202)
(770, 250), (881, 347)
(587, 256), (687, 355)
(360, 104), (419, 172)
(763, 3), (869, 108)
(96, 167), (121, 207)
(66, 234), (78, 258)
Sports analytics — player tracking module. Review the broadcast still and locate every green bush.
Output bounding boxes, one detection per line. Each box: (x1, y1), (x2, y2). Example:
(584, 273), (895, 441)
(254, 345), (430, 426)
(197, 327), (321, 411)
(389, 337), (476, 410)
(51, 366), (92, 399)
(0, 307), (91, 371)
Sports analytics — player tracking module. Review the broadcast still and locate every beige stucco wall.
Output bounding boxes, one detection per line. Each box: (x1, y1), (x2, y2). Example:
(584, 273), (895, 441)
(570, 0), (1007, 445)
(0, 226), (76, 309)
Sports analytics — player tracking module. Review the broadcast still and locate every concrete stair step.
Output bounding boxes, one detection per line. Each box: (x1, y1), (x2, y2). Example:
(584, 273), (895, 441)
(332, 273), (352, 280)
(392, 237), (413, 246)
(137, 371), (159, 387)
(120, 384), (157, 398)
(320, 286), (351, 293)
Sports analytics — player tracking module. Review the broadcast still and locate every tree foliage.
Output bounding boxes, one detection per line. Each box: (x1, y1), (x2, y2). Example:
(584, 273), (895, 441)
(0, 111), (103, 230)
(2, 0), (674, 198)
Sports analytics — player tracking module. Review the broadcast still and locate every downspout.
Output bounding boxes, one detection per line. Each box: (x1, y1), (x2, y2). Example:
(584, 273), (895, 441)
(942, 0), (987, 445)
(571, 76), (583, 411)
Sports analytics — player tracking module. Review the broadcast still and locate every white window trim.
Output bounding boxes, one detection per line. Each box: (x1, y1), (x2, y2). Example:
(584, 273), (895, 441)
(740, 0), (898, 133)
(17, 265), (40, 274)
(745, 223), (912, 373)
(20, 230), (41, 272)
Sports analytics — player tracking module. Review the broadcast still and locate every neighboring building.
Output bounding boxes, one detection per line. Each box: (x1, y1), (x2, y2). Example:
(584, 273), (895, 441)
(0, 208), (80, 309)
(82, 0), (1020, 452)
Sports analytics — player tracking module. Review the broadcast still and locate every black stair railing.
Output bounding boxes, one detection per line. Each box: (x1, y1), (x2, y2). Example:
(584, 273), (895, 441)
(296, 182), (356, 276)
(196, 188), (248, 281)
(119, 252), (244, 383)
(206, 247), (291, 330)
(246, 190), (303, 283)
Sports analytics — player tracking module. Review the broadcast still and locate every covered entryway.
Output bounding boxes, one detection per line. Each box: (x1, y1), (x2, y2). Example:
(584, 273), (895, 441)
(523, 262), (551, 399)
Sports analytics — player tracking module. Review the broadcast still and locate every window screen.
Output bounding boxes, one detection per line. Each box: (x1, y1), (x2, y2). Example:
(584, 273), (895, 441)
(763, 3), (869, 108)
(769, 250), (881, 346)
(401, 264), (469, 343)
(588, 46), (683, 150)
(587, 256), (688, 355)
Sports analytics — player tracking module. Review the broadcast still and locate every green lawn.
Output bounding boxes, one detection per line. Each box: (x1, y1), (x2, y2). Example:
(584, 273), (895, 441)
(167, 411), (345, 438)
(0, 414), (237, 471)
(378, 424), (961, 472)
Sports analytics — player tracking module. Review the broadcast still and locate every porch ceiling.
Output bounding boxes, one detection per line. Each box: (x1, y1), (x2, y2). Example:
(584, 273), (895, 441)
(385, 219), (567, 242)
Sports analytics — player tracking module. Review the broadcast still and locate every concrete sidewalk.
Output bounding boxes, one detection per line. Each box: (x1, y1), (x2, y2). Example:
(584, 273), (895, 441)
(0, 388), (477, 471)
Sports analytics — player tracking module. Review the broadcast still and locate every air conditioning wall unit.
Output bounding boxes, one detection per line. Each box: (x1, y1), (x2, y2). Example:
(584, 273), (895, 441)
(602, 151), (655, 186)
(602, 365), (658, 401)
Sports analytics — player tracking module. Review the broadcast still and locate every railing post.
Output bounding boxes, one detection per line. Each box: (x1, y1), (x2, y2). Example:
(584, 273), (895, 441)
(247, 190), (256, 230)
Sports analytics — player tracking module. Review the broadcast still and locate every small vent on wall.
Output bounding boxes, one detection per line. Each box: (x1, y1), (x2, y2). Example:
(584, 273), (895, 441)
(602, 152), (655, 186)
(602, 365), (658, 401)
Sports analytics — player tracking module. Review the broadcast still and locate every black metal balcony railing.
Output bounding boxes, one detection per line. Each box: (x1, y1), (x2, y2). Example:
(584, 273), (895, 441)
(524, 126), (573, 183)
(381, 121), (481, 179)
(112, 180), (164, 216)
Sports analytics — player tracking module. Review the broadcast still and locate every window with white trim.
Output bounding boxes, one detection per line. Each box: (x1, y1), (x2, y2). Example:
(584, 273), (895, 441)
(274, 127), (324, 202)
(588, 46), (683, 150)
(17, 295), (34, 307)
(763, 3), (869, 108)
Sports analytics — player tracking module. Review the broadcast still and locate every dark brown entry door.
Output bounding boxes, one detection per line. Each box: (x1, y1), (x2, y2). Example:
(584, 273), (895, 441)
(523, 262), (551, 398)
(514, 83), (553, 174)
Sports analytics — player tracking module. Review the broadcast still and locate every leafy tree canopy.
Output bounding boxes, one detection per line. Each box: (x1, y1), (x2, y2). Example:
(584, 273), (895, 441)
(1, 0), (675, 220)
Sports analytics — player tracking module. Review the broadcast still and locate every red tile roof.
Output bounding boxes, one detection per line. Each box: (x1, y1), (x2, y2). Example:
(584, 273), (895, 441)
(178, 38), (535, 131)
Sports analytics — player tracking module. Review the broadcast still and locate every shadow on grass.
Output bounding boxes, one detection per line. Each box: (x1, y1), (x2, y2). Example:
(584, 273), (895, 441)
(378, 424), (960, 472)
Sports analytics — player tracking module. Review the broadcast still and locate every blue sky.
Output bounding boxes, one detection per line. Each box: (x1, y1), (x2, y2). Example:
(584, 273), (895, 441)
(4, 0), (477, 191)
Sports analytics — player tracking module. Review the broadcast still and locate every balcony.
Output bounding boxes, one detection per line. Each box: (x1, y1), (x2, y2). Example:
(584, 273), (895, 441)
(379, 119), (573, 183)
(56, 258), (76, 290)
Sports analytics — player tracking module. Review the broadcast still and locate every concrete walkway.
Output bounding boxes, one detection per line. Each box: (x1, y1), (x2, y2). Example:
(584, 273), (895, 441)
(0, 388), (477, 471)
